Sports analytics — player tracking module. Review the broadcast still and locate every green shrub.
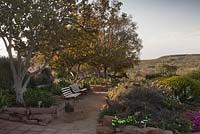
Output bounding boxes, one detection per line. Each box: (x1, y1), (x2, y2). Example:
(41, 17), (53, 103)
(50, 80), (71, 95)
(80, 82), (91, 91)
(111, 78), (121, 87)
(51, 84), (62, 95)
(0, 57), (13, 89)
(24, 89), (55, 107)
(104, 83), (192, 133)
(0, 91), (9, 108)
(158, 116), (192, 134)
(98, 108), (115, 121)
(154, 76), (200, 104)
(145, 73), (162, 80)
(112, 115), (137, 127)
(0, 90), (15, 108)
(58, 80), (71, 87)
(187, 70), (200, 80)
(89, 77), (110, 85)
(107, 83), (130, 101)
(28, 68), (53, 88)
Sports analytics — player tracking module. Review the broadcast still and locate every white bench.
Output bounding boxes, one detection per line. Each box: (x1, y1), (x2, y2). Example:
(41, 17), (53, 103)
(61, 87), (81, 99)
(70, 84), (87, 93)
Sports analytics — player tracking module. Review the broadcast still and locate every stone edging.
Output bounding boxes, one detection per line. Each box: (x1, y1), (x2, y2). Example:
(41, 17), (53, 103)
(0, 102), (65, 125)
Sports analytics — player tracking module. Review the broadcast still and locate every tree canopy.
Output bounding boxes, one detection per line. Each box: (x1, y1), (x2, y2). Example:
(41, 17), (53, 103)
(0, 0), (142, 104)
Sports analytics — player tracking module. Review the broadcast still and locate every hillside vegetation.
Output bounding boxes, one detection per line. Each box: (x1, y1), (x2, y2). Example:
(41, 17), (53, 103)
(138, 54), (200, 75)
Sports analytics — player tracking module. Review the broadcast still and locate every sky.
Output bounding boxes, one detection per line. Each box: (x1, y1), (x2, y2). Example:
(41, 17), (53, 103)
(0, 0), (200, 59)
(121, 0), (200, 59)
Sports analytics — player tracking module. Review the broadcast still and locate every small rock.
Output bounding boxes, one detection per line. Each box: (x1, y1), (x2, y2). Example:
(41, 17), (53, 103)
(116, 128), (121, 133)
(121, 125), (139, 134)
(97, 126), (115, 134)
(103, 115), (114, 126)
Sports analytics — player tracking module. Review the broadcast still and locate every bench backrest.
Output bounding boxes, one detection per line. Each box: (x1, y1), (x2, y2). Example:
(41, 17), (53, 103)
(61, 87), (72, 96)
(70, 84), (80, 93)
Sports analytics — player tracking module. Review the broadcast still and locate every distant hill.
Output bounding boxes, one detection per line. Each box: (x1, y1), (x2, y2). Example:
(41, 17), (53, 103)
(137, 54), (200, 75)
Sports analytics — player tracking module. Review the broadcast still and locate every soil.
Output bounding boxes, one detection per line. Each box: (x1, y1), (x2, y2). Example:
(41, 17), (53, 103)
(49, 92), (106, 133)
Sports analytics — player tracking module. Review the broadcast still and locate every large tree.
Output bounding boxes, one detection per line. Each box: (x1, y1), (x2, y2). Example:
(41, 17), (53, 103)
(50, 0), (99, 81)
(90, 0), (142, 78)
(0, 0), (77, 104)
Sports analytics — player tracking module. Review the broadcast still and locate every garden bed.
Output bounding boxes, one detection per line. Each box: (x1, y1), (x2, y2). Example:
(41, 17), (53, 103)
(0, 101), (66, 125)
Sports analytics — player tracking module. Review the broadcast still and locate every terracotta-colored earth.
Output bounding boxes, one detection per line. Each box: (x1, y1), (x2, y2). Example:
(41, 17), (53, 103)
(0, 92), (106, 134)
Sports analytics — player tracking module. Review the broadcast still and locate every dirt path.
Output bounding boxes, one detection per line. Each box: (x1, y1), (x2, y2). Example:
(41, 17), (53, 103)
(0, 92), (106, 134)
(49, 92), (106, 134)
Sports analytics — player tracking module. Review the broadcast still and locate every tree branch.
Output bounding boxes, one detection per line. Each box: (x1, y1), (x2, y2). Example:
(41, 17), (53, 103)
(29, 51), (55, 77)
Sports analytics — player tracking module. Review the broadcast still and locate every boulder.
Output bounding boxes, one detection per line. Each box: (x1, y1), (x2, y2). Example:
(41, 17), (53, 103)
(97, 125), (115, 134)
(103, 115), (114, 126)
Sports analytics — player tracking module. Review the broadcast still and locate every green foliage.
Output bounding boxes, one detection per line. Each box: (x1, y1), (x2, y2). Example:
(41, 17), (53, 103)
(24, 89), (55, 107)
(80, 82), (91, 91)
(154, 76), (200, 104)
(156, 64), (178, 76)
(187, 70), (200, 80)
(99, 108), (116, 121)
(58, 80), (71, 87)
(145, 73), (162, 80)
(28, 68), (53, 88)
(104, 83), (192, 133)
(107, 83), (130, 101)
(51, 84), (62, 95)
(158, 116), (192, 134)
(51, 80), (71, 95)
(0, 57), (13, 89)
(111, 78), (121, 87)
(86, 77), (110, 86)
(0, 90), (16, 108)
(0, 91), (9, 108)
(112, 116), (137, 127)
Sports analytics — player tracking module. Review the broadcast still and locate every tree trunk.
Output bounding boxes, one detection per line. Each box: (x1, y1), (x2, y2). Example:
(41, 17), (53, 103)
(74, 64), (81, 83)
(104, 66), (107, 78)
(15, 89), (25, 105)
(13, 76), (31, 105)
(96, 67), (101, 78)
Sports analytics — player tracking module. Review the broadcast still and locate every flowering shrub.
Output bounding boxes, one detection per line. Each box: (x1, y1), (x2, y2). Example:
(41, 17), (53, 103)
(183, 111), (200, 132)
(112, 115), (151, 128)
(112, 116), (137, 127)
(193, 115), (200, 131)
